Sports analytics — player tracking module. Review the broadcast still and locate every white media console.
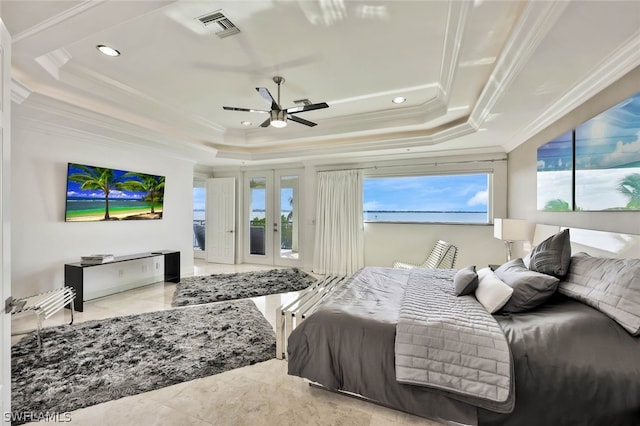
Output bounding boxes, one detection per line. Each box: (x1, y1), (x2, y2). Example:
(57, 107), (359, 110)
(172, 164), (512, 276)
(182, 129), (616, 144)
(64, 250), (180, 311)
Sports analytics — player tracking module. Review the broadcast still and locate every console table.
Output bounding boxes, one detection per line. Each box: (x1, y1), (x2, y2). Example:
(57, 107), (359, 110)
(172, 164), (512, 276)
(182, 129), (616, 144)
(64, 250), (180, 312)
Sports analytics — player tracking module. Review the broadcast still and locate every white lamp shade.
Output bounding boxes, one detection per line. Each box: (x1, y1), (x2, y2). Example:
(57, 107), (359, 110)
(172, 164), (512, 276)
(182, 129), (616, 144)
(494, 218), (529, 241)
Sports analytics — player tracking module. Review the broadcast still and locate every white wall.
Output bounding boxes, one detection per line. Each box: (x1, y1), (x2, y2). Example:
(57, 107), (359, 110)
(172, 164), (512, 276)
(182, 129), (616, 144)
(364, 223), (507, 268)
(508, 65), (640, 258)
(11, 115), (195, 298)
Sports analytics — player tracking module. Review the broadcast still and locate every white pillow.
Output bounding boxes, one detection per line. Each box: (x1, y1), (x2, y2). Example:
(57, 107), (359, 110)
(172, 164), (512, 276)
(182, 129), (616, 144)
(475, 267), (514, 313)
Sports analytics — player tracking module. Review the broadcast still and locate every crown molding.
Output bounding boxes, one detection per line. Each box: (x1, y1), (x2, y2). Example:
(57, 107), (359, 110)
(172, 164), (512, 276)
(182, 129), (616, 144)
(35, 48), (71, 80)
(12, 0), (108, 43)
(11, 78), (31, 104)
(61, 63), (227, 134)
(19, 77), (226, 150)
(212, 118), (476, 163)
(15, 95), (214, 162)
(440, 0), (470, 102)
(505, 28), (640, 152)
(225, 85), (447, 147)
(469, 0), (570, 130)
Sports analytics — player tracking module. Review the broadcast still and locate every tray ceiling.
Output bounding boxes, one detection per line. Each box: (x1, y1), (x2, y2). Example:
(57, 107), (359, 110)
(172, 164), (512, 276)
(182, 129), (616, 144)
(4, 0), (640, 166)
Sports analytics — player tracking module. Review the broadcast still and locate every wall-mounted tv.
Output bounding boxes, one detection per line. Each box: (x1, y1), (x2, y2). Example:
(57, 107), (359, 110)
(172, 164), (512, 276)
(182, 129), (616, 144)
(65, 163), (165, 222)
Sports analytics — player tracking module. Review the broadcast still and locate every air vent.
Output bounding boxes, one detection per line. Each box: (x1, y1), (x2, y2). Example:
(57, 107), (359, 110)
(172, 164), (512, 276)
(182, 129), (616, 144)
(294, 99), (312, 106)
(196, 10), (240, 38)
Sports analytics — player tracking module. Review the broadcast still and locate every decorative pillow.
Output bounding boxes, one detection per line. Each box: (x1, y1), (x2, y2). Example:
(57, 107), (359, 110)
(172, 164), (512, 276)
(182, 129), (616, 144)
(495, 258), (560, 313)
(560, 253), (640, 336)
(475, 268), (514, 314)
(454, 266), (478, 296)
(529, 229), (571, 278)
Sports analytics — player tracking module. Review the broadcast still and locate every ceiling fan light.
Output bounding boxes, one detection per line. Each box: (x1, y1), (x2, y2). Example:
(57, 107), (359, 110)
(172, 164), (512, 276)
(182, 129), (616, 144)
(270, 110), (288, 128)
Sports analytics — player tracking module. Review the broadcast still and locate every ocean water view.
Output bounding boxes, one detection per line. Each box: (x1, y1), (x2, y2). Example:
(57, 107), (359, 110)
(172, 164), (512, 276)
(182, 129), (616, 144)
(195, 210), (487, 224)
(364, 211), (487, 223)
(66, 197), (161, 219)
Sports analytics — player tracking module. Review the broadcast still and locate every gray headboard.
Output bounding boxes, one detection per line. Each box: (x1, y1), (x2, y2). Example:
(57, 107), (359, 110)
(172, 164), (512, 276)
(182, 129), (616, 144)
(532, 224), (640, 259)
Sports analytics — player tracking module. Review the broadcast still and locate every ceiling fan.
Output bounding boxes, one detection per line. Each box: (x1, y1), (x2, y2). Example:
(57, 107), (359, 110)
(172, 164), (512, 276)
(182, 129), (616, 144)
(223, 76), (329, 128)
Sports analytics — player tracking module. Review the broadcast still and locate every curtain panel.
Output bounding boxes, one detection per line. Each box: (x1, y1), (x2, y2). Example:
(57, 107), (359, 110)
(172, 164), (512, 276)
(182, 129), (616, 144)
(313, 169), (364, 275)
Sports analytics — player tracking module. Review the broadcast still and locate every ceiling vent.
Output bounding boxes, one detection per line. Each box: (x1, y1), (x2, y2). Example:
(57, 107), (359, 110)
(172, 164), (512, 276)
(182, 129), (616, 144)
(196, 11), (240, 38)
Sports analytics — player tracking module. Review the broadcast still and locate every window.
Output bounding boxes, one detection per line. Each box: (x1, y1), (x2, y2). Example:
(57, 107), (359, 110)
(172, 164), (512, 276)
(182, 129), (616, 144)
(363, 173), (489, 224)
(193, 186), (206, 250)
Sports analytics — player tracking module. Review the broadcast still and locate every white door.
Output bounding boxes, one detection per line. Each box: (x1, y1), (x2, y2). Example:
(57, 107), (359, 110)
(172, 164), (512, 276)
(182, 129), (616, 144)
(244, 170), (303, 267)
(206, 178), (236, 264)
(0, 17), (11, 418)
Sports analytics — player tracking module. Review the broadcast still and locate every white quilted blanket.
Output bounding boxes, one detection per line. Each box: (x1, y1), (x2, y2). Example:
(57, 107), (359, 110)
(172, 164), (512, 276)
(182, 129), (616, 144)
(395, 268), (514, 411)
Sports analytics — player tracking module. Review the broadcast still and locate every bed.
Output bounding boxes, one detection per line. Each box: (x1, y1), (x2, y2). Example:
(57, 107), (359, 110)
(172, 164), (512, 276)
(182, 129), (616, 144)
(287, 226), (640, 425)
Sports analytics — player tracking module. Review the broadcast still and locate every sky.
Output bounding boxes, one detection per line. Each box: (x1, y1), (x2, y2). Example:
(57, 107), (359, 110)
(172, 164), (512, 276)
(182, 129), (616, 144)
(193, 187), (206, 210)
(537, 91), (640, 210)
(66, 164), (160, 199)
(538, 91), (640, 172)
(241, 175), (488, 214)
(248, 188), (293, 212)
(363, 174), (488, 212)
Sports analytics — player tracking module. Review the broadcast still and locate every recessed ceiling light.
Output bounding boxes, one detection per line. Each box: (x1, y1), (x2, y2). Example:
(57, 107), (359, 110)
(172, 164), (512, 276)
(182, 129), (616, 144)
(241, 121), (252, 126)
(392, 96), (406, 104)
(96, 45), (120, 57)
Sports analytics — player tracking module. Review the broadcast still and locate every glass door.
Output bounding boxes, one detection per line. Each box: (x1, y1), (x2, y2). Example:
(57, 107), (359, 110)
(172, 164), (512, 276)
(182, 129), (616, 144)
(277, 172), (301, 264)
(244, 170), (303, 267)
(192, 185), (206, 259)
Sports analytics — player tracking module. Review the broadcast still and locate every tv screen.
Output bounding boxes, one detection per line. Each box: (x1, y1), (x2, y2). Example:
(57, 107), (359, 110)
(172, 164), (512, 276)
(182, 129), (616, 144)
(65, 163), (165, 222)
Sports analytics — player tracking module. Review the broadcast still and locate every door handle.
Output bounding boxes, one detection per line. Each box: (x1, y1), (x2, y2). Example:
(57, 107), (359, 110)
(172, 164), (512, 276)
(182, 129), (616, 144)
(227, 230), (234, 233)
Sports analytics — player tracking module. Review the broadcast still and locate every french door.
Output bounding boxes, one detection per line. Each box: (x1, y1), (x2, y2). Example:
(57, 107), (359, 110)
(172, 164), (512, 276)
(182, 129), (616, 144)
(244, 170), (302, 267)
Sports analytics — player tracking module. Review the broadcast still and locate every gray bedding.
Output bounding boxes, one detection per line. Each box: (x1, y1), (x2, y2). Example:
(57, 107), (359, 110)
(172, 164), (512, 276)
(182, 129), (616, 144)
(287, 267), (477, 424)
(287, 266), (640, 425)
(481, 292), (640, 425)
(395, 269), (513, 412)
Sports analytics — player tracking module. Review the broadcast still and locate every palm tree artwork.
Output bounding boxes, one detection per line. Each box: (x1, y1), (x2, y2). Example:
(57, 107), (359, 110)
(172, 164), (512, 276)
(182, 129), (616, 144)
(121, 173), (165, 214)
(543, 199), (571, 212)
(66, 163), (165, 221)
(67, 164), (129, 220)
(617, 173), (640, 209)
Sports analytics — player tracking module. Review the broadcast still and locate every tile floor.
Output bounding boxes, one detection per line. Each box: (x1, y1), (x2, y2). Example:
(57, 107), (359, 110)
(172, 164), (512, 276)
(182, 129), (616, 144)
(12, 260), (442, 426)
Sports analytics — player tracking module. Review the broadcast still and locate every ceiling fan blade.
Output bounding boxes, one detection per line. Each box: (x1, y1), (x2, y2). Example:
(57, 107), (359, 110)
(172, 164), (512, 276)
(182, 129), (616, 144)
(223, 106), (269, 113)
(288, 114), (317, 127)
(256, 87), (279, 110)
(286, 102), (329, 114)
(259, 118), (271, 127)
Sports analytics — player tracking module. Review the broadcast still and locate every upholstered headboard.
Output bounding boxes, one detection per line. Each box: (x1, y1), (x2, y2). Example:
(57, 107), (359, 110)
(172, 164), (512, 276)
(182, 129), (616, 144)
(532, 224), (640, 259)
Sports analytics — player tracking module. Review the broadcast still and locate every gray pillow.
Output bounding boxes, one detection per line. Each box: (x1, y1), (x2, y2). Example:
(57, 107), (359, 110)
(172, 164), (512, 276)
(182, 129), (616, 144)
(496, 258), (560, 313)
(454, 266), (478, 296)
(560, 253), (640, 336)
(529, 229), (571, 278)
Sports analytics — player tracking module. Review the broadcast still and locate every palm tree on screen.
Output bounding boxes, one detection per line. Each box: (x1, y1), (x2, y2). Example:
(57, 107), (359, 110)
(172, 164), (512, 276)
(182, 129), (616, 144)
(67, 164), (128, 220)
(617, 173), (640, 209)
(544, 199), (571, 212)
(121, 173), (165, 214)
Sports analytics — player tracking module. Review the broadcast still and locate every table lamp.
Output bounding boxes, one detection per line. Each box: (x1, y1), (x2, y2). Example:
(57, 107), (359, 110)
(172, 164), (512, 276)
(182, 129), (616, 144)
(494, 218), (529, 261)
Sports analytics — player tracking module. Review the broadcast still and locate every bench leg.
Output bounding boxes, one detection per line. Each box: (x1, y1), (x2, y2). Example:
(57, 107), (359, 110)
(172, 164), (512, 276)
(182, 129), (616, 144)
(36, 313), (43, 351)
